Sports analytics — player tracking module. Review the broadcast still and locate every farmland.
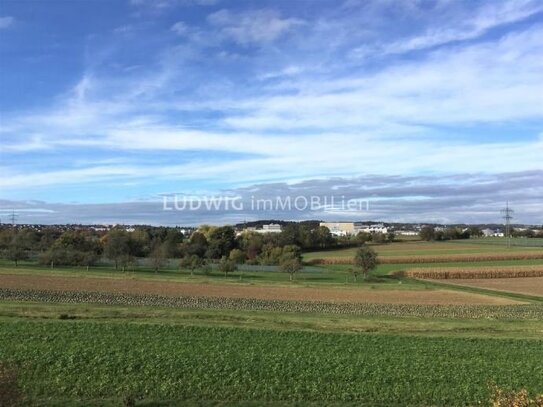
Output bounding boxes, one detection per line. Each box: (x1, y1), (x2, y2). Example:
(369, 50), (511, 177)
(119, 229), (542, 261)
(1, 238), (543, 405)
(0, 273), (523, 305)
(1, 321), (542, 406)
(303, 240), (543, 265)
(401, 265), (543, 279)
(303, 240), (543, 260)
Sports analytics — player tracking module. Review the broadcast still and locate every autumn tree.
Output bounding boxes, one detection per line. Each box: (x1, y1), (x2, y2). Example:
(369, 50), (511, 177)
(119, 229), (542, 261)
(353, 245), (378, 281)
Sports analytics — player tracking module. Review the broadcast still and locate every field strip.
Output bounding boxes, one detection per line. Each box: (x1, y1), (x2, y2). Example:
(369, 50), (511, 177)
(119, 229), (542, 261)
(0, 273), (523, 305)
(445, 277), (543, 297)
(309, 251), (543, 264)
(1, 288), (539, 319)
(401, 265), (543, 279)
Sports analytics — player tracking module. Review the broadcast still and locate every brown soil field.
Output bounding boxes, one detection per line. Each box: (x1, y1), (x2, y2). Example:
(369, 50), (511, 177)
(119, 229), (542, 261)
(448, 277), (543, 297)
(0, 273), (522, 305)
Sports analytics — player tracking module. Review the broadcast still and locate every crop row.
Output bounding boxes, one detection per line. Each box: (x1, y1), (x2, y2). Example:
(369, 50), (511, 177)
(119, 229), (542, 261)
(308, 251), (543, 265)
(1, 287), (542, 320)
(400, 265), (543, 279)
(1, 321), (542, 405)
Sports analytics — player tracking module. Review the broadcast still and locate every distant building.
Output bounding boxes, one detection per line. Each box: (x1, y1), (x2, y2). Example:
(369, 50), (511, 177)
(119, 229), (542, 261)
(396, 230), (418, 236)
(482, 228), (504, 237)
(238, 223), (282, 235)
(319, 222), (388, 236)
(360, 223), (388, 234)
(260, 223), (282, 233)
(319, 222), (360, 236)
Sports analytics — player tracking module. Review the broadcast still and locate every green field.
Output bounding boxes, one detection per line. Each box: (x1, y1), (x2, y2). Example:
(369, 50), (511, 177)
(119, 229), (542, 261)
(1, 319), (542, 406)
(303, 240), (543, 260)
(463, 237), (543, 247)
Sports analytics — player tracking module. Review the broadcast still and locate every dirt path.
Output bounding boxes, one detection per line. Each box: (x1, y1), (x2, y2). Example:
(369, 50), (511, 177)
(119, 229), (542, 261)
(447, 277), (543, 297)
(0, 273), (522, 305)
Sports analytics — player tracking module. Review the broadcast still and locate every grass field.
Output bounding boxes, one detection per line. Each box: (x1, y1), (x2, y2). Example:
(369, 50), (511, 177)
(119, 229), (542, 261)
(463, 237), (543, 247)
(1, 239), (543, 406)
(303, 240), (543, 260)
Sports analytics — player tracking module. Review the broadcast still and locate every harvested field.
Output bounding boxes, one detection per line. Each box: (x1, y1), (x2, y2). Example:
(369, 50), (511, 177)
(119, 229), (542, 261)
(448, 277), (543, 297)
(0, 273), (521, 305)
(401, 265), (543, 279)
(309, 251), (543, 265)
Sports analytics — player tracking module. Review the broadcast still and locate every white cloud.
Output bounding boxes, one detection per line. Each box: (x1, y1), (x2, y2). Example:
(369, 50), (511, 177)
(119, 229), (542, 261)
(2, 2), (543, 202)
(171, 21), (189, 35)
(224, 25), (543, 130)
(207, 9), (304, 46)
(351, 0), (543, 56)
(0, 16), (15, 29)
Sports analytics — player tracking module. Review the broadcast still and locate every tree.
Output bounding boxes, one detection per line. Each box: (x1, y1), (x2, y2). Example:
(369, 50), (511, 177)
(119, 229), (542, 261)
(4, 243), (27, 267)
(228, 248), (246, 264)
(468, 226), (483, 238)
(228, 248), (246, 280)
(207, 226), (236, 259)
(182, 231), (208, 258)
(356, 231), (372, 244)
(162, 229), (183, 258)
(40, 230), (102, 268)
(150, 239), (166, 272)
(179, 254), (204, 276)
(103, 229), (130, 270)
(279, 256), (303, 281)
(81, 251), (99, 271)
(353, 245), (378, 280)
(40, 247), (64, 269)
(4, 232), (28, 267)
(419, 226), (436, 241)
(217, 256), (237, 277)
(372, 232), (387, 244)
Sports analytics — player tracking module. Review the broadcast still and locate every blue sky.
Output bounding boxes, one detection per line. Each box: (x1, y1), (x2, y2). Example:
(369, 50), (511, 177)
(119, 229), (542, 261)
(0, 0), (542, 225)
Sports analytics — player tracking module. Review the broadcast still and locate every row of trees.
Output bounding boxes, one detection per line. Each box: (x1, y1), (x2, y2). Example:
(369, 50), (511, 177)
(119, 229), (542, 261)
(419, 226), (479, 241)
(0, 224), (382, 281)
(419, 225), (543, 241)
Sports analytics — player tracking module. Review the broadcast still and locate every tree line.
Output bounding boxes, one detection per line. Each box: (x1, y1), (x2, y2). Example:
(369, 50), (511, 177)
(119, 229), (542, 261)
(0, 223), (344, 273)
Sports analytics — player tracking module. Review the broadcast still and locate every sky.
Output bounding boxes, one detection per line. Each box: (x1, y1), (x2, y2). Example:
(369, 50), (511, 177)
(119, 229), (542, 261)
(0, 0), (542, 225)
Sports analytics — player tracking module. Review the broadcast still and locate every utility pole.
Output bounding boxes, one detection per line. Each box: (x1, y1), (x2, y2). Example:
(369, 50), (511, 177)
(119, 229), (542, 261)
(9, 210), (18, 226)
(500, 202), (514, 248)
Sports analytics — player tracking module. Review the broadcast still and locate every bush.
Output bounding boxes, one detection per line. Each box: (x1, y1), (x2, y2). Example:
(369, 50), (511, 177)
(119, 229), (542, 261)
(489, 385), (543, 407)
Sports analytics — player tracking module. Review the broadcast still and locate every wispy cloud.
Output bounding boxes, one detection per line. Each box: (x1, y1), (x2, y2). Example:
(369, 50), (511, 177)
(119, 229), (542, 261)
(207, 9), (304, 46)
(0, 16), (15, 29)
(350, 0), (543, 57)
(1, 0), (542, 224)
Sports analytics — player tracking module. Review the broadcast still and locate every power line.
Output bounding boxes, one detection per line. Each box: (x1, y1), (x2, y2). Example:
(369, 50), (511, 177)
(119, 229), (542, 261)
(500, 202), (514, 248)
(9, 210), (18, 226)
